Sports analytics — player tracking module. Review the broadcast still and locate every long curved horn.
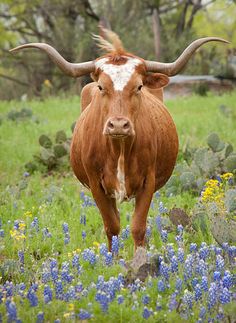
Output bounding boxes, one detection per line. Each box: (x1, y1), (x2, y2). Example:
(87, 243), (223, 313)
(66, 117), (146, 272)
(145, 37), (229, 76)
(10, 43), (95, 77)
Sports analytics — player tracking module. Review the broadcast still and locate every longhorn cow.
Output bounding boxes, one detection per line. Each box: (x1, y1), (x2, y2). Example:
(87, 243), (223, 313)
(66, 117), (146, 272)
(10, 30), (228, 250)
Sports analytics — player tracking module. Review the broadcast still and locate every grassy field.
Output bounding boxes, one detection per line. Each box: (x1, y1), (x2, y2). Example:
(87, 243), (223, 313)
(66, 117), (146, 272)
(0, 92), (236, 322)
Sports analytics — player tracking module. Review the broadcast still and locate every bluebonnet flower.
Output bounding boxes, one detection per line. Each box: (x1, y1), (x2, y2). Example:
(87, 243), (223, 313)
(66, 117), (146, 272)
(27, 290), (38, 307)
(156, 301), (162, 311)
(196, 259), (207, 276)
(160, 229), (168, 242)
(216, 254), (224, 271)
(82, 248), (97, 265)
(190, 243), (197, 253)
(175, 277), (182, 292)
(42, 227), (52, 239)
(213, 271), (221, 281)
(199, 246), (209, 260)
(142, 307), (153, 319)
(177, 224), (183, 235)
(80, 214), (86, 225)
(5, 300), (17, 321)
(201, 276), (208, 292)
(121, 225), (130, 240)
(36, 312), (44, 323)
(105, 252), (113, 266)
(170, 256), (178, 273)
(157, 279), (165, 292)
(183, 290), (194, 309)
(55, 280), (63, 300)
(159, 201), (168, 214)
(219, 287), (231, 304)
(111, 236), (119, 255)
(214, 247), (222, 255)
(228, 246), (236, 258)
(78, 309), (92, 320)
(184, 255), (194, 280)
(142, 294), (150, 305)
(82, 230), (86, 240)
(177, 248), (184, 263)
(117, 295), (124, 304)
(168, 293), (178, 311)
(14, 220), (20, 230)
(99, 243), (108, 256)
(51, 267), (59, 282)
(119, 258), (126, 267)
(208, 283), (217, 309)
(75, 282), (83, 293)
(146, 226), (152, 240)
(166, 244), (175, 259)
(31, 217), (39, 232)
(95, 291), (110, 312)
(44, 285), (52, 303)
(194, 284), (202, 301)
(160, 261), (170, 281)
(0, 229), (4, 237)
(191, 277), (199, 288)
(5, 281), (14, 297)
(222, 271), (232, 288)
(199, 306), (206, 320)
(72, 253), (80, 268)
(155, 215), (162, 232)
(18, 250), (24, 272)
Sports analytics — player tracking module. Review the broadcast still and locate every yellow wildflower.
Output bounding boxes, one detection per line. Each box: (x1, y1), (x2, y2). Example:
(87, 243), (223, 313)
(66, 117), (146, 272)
(206, 179), (219, 187)
(76, 248), (81, 253)
(43, 79), (52, 88)
(63, 313), (70, 318)
(24, 211), (32, 217)
(19, 223), (26, 231)
(93, 241), (100, 248)
(68, 252), (72, 258)
(221, 173), (233, 181)
(68, 303), (74, 311)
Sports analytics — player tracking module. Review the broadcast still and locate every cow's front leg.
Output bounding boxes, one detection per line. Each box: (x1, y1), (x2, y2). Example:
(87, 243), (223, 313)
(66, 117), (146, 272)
(90, 183), (120, 251)
(131, 173), (155, 249)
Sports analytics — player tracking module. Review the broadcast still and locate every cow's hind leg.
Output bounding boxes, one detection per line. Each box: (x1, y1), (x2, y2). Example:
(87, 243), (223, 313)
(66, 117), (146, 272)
(131, 174), (155, 249)
(90, 183), (120, 251)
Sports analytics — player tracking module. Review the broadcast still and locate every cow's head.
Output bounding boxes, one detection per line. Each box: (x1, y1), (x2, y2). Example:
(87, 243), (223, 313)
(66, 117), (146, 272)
(10, 31), (228, 140)
(91, 54), (169, 139)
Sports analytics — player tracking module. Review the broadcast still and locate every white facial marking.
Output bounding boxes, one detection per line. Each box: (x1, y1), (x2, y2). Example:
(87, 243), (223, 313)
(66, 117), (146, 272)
(95, 57), (142, 91)
(115, 153), (127, 203)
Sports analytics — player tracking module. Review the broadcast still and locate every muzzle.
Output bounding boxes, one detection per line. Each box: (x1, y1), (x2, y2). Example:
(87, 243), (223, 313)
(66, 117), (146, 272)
(103, 116), (135, 138)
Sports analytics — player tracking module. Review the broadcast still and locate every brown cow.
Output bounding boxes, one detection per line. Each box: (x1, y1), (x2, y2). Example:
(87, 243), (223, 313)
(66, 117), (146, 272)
(10, 30), (228, 250)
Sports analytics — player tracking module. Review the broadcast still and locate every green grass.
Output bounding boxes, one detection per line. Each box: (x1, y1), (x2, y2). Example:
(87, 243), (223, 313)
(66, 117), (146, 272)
(0, 91), (236, 322)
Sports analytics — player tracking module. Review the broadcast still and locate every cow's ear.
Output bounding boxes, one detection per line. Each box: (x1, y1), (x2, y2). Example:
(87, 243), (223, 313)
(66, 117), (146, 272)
(143, 73), (169, 89)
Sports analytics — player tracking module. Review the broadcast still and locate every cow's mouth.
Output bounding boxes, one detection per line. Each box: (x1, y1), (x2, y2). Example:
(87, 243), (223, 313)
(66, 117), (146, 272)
(109, 133), (128, 138)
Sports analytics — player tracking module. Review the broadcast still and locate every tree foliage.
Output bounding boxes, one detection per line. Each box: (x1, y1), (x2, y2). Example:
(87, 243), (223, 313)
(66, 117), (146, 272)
(0, 0), (235, 99)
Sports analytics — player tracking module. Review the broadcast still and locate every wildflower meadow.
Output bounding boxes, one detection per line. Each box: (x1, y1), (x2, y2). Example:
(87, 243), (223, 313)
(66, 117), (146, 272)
(0, 93), (236, 322)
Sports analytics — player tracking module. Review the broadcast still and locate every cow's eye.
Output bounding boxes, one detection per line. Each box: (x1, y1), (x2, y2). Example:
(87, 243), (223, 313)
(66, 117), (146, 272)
(98, 85), (103, 91)
(137, 85), (143, 91)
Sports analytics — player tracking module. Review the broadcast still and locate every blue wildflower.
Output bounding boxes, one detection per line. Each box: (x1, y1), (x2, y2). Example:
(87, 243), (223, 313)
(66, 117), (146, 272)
(36, 312), (44, 323)
(216, 254), (224, 271)
(160, 229), (168, 243)
(142, 307), (153, 319)
(142, 294), (150, 305)
(183, 290), (194, 309)
(201, 276), (208, 292)
(111, 236), (119, 255)
(5, 300), (17, 321)
(44, 285), (53, 303)
(117, 294), (124, 304)
(168, 293), (178, 311)
(194, 284), (202, 301)
(219, 287), (231, 304)
(170, 255), (178, 273)
(105, 252), (113, 266)
(78, 309), (92, 320)
(157, 279), (165, 292)
(177, 248), (184, 263)
(0, 229), (4, 237)
(190, 243), (197, 253)
(208, 283), (217, 309)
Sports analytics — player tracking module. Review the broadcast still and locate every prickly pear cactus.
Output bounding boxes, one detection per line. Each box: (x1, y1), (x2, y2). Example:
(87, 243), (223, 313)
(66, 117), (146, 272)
(40, 147), (57, 169)
(53, 144), (68, 158)
(39, 134), (52, 149)
(224, 154), (236, 173)
(55, 130), (67, 143)
(225, 189), (236, 213)
(207, 133), (225, 152)
(194, 148), (219, 175)
(180, 172), (195, 190)
(210, 215), (236, 245)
